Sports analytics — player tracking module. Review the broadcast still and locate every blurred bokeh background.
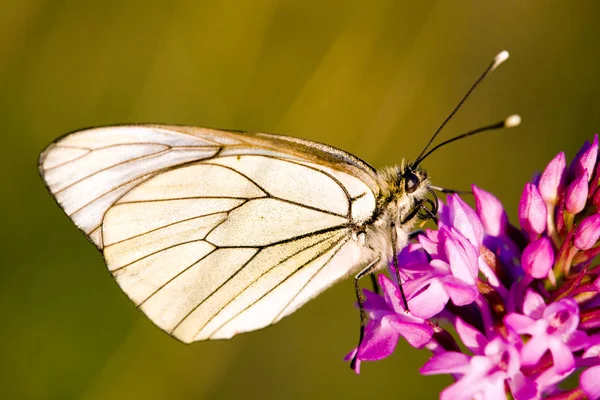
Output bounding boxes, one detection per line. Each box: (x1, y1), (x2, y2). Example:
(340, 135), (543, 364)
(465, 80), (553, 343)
(3, 1), (600, 399)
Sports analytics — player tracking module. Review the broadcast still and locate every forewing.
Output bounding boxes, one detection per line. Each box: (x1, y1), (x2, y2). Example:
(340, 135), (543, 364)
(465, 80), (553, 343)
(39, 125), (379, 341)
(38, 125), (240, 248)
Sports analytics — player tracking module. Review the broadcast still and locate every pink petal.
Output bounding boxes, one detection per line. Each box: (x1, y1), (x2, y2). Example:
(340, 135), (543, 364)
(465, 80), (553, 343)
(443, 277), (479, 306)
(379, 275), (406, 314)
(574, 214), (600, 250)
(441, 381), (482, 400)
(362, 288), (388, 312)
(520, 335), (549, 366)
(565, 171), (589, 214)
(357, 317), (400, 361)
(522, 289), (546, 319)
(565, 330), (588, 352)
(574, 134), (598, 182)
(389, 318), (433, 349)
(395, 243), (430, 272)
(444, 233), (477, 284)
(484, 338), (521, 376)
(408, 279), (449, 319)
(507, 373), (539, 400)
(449, 228), (479, 276)
(437, 199), (451, 227)
(519, 183), (548, 236)
(455, 317), (488, 355)
(581, 365), (600, 400)
(504, 313), (536, 334)
(521, 237), (555, 279)
(534, 365), (572, 393)
(480, 377), (509, 400)
(472, 185), (508, 236)
(548, 340), (575, 374)
(420, 351), (471, 375)
(418, 232), (440, 258)
(539, 152), (567, 206)
(447, 194), (484, 247)
(440, 357), (492, 400)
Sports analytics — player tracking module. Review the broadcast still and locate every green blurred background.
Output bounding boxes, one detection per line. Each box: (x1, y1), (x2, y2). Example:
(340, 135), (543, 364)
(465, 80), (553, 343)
(3, 1), (600, 399)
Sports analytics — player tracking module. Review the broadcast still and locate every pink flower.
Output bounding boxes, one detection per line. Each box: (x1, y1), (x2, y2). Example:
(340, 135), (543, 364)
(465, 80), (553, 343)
(421, 319), (538, 400)
(504, 291), (585, 374)
(345, 275), (433, 373)
(405, 227), (480, 319)
(345, 135), (600, 398)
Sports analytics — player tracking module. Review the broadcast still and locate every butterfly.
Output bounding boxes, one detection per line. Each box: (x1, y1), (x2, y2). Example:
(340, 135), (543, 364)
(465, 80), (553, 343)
(38, 51), (517, 364)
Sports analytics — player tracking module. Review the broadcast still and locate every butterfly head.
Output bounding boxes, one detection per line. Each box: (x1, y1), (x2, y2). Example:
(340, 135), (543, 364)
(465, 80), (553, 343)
(376, 162), (433, 232)
(401, 163), (429, 198)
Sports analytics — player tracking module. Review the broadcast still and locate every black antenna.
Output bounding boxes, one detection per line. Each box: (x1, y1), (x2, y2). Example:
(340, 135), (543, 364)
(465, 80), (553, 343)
(414, 114), (521, 166)
(429, 185), (473, 195)
(413, 50), (511, 166)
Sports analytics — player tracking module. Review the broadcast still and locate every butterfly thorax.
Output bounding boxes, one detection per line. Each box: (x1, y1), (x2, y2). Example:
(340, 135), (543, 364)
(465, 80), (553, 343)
(362, 162), (430, 265)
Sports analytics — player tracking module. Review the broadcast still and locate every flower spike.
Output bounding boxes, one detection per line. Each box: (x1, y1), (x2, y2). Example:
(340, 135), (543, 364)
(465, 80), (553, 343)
(346, 135), (600, 399)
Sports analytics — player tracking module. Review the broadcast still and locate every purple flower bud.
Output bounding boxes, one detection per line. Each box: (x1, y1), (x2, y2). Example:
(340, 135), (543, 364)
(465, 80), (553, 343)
(472, 185), (508, 236)
(521, 237), (555, 279)
(573, 134), (598, 182)
(519, 183), (547, 236)
(581, 365), (600, 400)
(565, 170), (590, 214)
(574, 214), (600, 250)
(538, 152), (567, 206)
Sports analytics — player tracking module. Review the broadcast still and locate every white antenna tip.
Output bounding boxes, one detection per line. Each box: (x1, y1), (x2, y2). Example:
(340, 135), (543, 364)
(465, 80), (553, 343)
(492, 50), (510, 70)
(505, 114), (521, 128)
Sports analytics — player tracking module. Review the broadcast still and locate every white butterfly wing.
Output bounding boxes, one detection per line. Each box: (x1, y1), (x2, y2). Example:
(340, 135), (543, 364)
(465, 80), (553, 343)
(39, 125), (379, 342)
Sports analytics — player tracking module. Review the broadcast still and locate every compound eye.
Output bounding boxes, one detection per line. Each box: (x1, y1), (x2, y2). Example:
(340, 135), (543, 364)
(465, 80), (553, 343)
(404, 172), (420, 194)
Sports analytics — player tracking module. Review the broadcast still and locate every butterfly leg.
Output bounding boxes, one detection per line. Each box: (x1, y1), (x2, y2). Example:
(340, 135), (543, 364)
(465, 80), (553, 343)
(393, 200), (439, 312)
(390, 223), (410, 312)
(369, 273), (380, 294)
(350, 257), (381, 371)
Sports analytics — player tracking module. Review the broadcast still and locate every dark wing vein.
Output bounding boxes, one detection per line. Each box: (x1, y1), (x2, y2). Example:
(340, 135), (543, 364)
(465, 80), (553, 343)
(116, 196), (253, 205)
(107, 200), (250, 271)
(55, 148), (172, 195)
(201, 162), (271, 197)
(171, 229), (344, 334)
(68, 174), (155, 218)
(104, 210), (231, 248)
(168, 247), (266, 334)
(266, 196), (347, 219)
(209, 225), (349, 249)
(43, 148), (92, 171)
(110, 238), (212, 274)
(199, 231), (348, 339)
(278, 157), (352, 200)
(136, 247), (222, 308)
(272, 237), (350, 323)
(201, 160), (349, 219)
